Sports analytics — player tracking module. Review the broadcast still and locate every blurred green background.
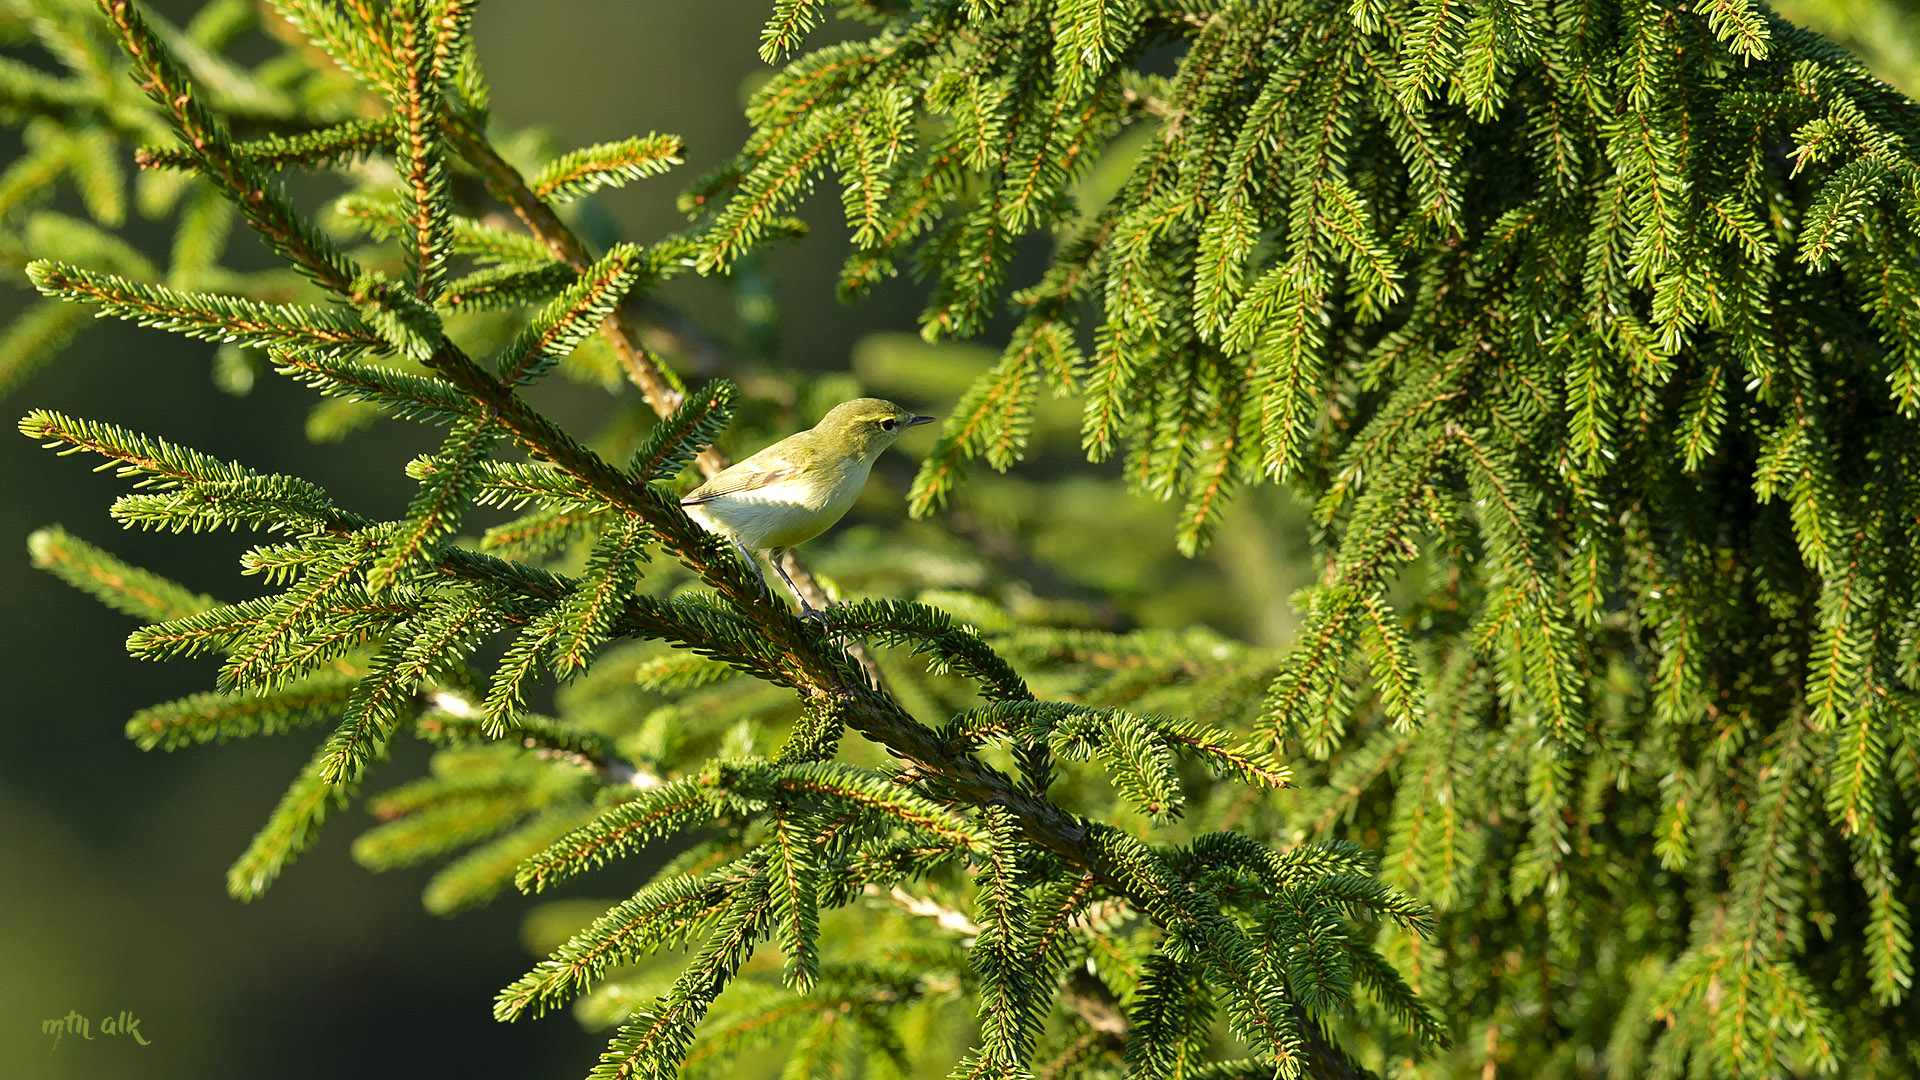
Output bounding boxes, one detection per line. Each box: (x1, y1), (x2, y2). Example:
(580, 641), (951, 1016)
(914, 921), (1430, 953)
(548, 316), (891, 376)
(3, 0), (1916, 1075)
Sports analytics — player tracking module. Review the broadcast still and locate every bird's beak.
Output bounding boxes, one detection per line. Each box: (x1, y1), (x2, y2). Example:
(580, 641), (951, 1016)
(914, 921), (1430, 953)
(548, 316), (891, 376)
(905, 414), (936, 428)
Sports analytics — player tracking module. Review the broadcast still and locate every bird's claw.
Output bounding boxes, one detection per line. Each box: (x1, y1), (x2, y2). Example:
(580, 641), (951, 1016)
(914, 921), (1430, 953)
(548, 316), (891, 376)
(798, 606), (830, 625)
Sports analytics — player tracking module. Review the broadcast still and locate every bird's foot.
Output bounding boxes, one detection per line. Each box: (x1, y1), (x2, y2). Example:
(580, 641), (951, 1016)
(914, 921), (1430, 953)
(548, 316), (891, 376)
(798, 604), (830, 625)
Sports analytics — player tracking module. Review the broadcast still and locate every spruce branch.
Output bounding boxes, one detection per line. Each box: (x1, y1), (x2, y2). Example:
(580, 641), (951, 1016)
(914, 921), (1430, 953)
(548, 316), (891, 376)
(136, 116), (398, 171)
(271, 348), (480, 428)
(98, 0), (362, 293)
(495, 858), (760, 1021)
(531, 133), (685, 204)
(587, 866), (776, 1080)
(546, 512), (650, 675)
(129, 673), (359, 751)
(27, 524), (216, 621)
(436, 114), (686, 417)
(333, 192), (553, 263)
(20, 409), (364, 535)
(366, 417), (495, 591)
(496, 243), (647, 386)
(432, 109), (886, 692)
(768, 809), (824, 990)
(820, 598), (1032, 701)
(514, 780), (719, 894)
(227, 756), (352, 900)
(389, 0), (454, 302)
(27, 260), (386, 353)
(385, 328), (1377, 1051)
(440, 261), (578, 312)
(414, 701), (656, 786)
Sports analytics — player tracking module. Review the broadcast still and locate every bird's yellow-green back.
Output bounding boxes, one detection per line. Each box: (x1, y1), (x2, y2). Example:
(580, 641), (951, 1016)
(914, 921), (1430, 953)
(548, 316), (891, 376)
(679, 398), (932, 553)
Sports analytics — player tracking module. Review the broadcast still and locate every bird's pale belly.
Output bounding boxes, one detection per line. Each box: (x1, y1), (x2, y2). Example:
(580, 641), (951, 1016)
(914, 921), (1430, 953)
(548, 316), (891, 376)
(686, 475), (863, 551)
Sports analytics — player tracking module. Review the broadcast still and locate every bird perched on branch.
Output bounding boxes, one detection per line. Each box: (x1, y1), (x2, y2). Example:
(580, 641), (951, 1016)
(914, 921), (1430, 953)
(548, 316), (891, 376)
(681, 397), (934, 616)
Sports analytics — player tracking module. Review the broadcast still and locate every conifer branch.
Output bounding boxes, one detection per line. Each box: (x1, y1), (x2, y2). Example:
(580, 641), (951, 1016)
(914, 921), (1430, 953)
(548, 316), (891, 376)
(821, 598), (1032, 701)
(27, 260), (386, 353)
(267, 0), (400, 93)
(437, 115), (685, 416)
(136, 116), (398, 171)
(390, 0), (454, 302)
(129, 673), (359, 750)
(228, 757), (351, 900)
(366, 418), (494, 591)
(439, 261), (578, 312)
(413, 703), (651, 786)
(271, 349), (480, 428)
(20, 409), (365, 535)
(27, 525), (216, 621)
(531, 133), (685, 204)
(588, 868), (775, 1080)
(496, 244), (646, 386)
(98, 0), (362, 293)
(495, 858), (759, 1021)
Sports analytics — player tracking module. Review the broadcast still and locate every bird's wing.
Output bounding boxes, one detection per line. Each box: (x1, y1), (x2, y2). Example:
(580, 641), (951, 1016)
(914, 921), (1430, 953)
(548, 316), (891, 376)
(679, 444), (804, 505)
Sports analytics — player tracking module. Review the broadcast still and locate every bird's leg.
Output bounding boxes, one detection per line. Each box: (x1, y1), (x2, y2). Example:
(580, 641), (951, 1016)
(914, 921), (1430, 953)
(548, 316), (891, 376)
(730, 537), (769, 597)
(768, 549), (826, 622)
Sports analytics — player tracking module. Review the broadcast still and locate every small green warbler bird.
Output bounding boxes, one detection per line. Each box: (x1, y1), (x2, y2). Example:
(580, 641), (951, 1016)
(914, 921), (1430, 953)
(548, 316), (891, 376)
(681, 397), (934, 614)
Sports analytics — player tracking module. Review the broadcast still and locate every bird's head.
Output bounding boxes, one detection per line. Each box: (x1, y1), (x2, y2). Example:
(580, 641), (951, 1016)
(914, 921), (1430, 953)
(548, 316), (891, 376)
(811, 398), (935, 461)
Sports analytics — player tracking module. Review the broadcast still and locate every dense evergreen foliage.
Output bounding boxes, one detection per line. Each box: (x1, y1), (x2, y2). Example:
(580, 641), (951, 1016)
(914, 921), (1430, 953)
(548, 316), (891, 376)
(708, 1), (1920, 1074)
(7, 0), (1920, 1078)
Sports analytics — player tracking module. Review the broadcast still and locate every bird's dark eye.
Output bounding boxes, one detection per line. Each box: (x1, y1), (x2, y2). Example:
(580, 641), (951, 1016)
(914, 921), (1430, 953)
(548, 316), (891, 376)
(880, 418), (897, 431)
